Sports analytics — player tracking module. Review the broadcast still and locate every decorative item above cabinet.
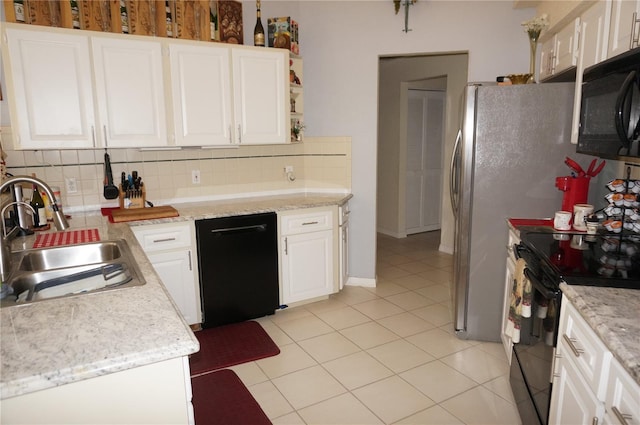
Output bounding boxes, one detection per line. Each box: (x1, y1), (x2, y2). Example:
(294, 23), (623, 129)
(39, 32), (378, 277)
(3, 0), (244, 43)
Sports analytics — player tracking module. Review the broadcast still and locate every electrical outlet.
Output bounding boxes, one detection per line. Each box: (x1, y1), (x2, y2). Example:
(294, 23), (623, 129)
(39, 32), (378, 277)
(285, 165), (294, 173)
(65, 177), (78, 193)
(192, 170), (201, 184)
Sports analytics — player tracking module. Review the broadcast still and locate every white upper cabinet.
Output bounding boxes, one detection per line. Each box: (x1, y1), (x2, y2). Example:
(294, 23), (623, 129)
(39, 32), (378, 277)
(607, 0), (640, 58)
(168, 42), (233, 147)
(91, 37), (167, 148)
(232, 48), (289, 145)
(539, 18), (580, 81)
(2, 23), (292, 149)
(3, 27), (96, 149)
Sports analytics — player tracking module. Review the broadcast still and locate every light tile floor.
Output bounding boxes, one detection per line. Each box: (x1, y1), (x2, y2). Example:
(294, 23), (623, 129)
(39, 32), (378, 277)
(230, 232), (523, 424)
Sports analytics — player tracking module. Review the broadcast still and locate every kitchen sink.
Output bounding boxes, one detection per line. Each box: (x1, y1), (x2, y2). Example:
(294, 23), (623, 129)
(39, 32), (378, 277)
(17, 240), (124, 271)
(1, 240), (145, 307)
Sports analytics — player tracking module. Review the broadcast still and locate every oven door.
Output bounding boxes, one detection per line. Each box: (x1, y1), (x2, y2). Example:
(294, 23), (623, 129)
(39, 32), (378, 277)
(510, 266), (562, 425)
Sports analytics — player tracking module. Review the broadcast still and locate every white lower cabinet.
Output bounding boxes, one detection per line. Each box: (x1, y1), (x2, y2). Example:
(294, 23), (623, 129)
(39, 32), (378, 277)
(1, 357), (193, 424)
(604, 359), (640, 425)
(550, 294), (639, 425)
(132, 222), (201, 325)
(278, 206), (339, 304)
(550, 343), (606, 425)
(500, 227), (519, 364)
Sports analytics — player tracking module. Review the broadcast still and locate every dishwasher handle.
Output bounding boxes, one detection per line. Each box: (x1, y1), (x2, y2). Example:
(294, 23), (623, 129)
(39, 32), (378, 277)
(211, 224), (267, 236)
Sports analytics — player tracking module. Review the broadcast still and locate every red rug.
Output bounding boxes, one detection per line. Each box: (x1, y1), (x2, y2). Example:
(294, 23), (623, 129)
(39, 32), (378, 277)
(191, 369), (271, 425)
(189, 321), (280, 377)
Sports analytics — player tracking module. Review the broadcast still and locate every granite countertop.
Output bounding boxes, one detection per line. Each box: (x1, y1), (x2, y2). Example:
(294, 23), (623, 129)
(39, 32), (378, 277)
(560, 283), (640, 385)
(1, 192), (351, 399)
(507, 218), (640, 385)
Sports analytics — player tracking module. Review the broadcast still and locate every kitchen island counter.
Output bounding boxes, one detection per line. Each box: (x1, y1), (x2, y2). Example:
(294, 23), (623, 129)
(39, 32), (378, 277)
(0, 192), (351, 400)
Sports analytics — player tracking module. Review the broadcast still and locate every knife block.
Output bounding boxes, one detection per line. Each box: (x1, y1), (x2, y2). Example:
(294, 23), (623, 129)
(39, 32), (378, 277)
(118, 185), (146, 209)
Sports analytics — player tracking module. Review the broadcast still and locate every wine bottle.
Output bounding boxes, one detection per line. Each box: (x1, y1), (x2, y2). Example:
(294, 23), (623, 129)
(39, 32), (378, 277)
(254, 0), (265, 47)
(30, 184), (47, 228)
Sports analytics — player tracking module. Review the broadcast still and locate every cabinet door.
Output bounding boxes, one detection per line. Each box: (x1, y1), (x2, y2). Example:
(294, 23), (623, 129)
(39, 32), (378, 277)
(554, 18), (580, 74)
(539, 36), (556, 81)
(147, 250), (201, 325)
(605, 359), (640, 425)
(608, 0), (640, 58)
(281, 230), (334, 304)
(501, 252), (515, 364)
(549, 353), (605, 425)
(91, 37), (167, 148)
(169, 43), (233, 146)
(3, 27), (96, 149)
(232, 48), (289, 145)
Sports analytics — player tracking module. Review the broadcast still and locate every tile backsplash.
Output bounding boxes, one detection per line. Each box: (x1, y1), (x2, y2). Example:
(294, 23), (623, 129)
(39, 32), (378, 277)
(0, 131), (351, 212)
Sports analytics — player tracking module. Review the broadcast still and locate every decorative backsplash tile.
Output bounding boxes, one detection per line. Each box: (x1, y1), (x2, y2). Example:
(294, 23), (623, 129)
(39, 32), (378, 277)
(1, 135), (351, 212)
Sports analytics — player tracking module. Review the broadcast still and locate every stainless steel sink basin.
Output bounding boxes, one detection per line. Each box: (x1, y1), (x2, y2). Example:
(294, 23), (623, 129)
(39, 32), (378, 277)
(1, 240), (145, 307)
(17, 240), (124, 271)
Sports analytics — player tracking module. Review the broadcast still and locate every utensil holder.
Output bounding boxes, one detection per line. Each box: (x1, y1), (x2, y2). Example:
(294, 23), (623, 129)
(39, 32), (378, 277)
(118, 185), (146, 209)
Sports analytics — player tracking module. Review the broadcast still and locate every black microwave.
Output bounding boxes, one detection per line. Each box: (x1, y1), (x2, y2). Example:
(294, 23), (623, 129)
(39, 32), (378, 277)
(578, 47), (640, 160)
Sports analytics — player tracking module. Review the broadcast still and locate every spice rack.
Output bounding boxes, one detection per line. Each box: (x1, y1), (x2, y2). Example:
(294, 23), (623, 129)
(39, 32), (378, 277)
(3, 0), (226, 42)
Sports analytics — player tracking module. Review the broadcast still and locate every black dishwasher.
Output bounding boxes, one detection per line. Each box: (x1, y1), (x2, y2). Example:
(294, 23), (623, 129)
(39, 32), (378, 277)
(195, 212), (279, 328)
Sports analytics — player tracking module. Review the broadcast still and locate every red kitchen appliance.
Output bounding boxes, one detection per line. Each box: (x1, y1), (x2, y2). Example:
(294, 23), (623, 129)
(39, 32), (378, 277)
(555, 157), (606, 213)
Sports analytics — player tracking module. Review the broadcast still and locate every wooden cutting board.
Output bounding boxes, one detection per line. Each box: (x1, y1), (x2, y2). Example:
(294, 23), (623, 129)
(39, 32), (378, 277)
(111, 206), (179, 223)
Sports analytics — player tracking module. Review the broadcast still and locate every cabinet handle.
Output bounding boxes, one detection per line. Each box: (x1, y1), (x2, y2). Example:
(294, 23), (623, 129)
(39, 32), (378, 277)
(91, 125), (96, 147)
(631, 12), (640, 49)
(188, 250), (192, 271)
(238, 124), (242, 144)
(102, 125), (108, 144)
(152, 237), (177, 243)
(592, 417), (598, 425)
(612, 406), (632, 425)
(562, 333), (584, 357)
(229, 125), (233, 144)
(302, 221), (319, 226)
(284, 237), (288, 255)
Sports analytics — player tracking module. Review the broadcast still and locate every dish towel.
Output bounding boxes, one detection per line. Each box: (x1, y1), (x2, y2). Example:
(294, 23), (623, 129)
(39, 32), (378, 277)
(506, 258), (532, 344)
(33, 229), (100, 248)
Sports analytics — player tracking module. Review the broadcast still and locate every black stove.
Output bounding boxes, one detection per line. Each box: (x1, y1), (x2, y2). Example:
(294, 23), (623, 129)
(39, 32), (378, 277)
(519, 229), (640, 289)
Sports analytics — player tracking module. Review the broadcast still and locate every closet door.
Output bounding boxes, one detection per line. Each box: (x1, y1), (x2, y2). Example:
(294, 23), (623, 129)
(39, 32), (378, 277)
(406, 90), (444, 235)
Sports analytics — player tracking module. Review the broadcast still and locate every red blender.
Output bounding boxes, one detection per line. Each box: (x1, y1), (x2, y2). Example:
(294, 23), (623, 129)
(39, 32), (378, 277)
(555, 157), (606, 215)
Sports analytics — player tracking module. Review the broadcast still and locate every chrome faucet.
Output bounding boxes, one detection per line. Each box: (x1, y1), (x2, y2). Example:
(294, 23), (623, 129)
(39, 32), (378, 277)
(0, 176), (70, 282)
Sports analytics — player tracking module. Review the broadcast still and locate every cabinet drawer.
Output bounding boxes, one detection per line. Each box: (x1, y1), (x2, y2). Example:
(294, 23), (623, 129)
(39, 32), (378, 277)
(280, 209), (334, 236)
(559, 298), (612, 399)
(132, 222), (193, 252)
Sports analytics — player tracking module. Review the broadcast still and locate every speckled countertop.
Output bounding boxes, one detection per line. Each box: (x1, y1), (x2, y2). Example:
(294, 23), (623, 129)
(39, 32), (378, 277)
(560, 283), (640, 385)
(1, 192), (351, 400)
(508, 219), (640, 385)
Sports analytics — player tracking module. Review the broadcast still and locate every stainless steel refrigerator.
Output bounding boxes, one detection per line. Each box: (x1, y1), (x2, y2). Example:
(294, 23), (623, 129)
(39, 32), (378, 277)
(450, 82), (589, 341)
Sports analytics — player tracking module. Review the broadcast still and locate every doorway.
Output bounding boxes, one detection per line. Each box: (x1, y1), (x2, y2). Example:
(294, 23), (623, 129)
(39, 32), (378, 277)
(376, 53), (468, 253)
(406, 89), (445, 234)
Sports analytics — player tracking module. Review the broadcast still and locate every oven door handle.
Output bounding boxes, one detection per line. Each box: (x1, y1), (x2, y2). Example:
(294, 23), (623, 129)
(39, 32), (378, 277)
(524, 268), (559, 300)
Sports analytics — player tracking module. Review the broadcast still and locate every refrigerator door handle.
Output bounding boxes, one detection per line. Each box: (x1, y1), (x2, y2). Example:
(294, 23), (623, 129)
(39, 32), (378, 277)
(449, 129), (462, 217)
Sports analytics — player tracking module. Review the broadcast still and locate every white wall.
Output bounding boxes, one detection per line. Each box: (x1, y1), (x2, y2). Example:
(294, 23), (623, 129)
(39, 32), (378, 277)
(253, 1), (536, 281)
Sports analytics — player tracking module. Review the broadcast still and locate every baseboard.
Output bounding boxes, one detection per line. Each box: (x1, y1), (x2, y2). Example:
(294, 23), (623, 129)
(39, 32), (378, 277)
(376, 228), (406, 238)
(345, 276), (376, 288)
(439, 243), (454, 254)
